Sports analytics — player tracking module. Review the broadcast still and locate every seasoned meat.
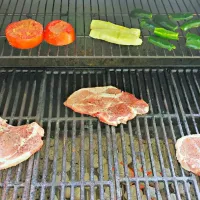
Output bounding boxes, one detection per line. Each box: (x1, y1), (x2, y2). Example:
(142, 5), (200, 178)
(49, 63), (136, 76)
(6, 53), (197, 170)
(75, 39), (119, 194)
(175, 134), (200, 176)
(0, 118), (44, 170)
(64, 86), (149, 126)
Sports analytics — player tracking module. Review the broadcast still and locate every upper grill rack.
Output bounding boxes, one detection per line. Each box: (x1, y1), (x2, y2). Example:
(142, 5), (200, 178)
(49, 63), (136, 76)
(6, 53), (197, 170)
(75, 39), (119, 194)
(1, 0), (200, 66)
(0, 67), (200, 200)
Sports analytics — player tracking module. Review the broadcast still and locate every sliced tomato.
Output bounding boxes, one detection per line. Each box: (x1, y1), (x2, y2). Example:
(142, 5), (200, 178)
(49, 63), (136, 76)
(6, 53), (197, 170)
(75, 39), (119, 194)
(5, 19), (43, 49)
(44, 20), (75, 46)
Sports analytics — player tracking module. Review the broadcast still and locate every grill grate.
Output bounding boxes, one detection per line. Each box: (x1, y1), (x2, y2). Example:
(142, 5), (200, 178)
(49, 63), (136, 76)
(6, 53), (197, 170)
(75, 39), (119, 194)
(0, 67), (200, 200)
(1, 0), (200, 66)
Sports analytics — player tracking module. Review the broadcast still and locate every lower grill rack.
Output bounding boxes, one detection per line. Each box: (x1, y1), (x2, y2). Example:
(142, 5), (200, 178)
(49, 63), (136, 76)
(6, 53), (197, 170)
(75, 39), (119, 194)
(0, 67), (200, 200)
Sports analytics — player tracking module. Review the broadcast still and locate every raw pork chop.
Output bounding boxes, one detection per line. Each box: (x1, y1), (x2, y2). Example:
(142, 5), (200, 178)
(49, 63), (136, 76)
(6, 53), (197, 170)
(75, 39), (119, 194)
(64, 86), (149, 126)
(175, 134), (200, 176)
(0, 118), (44, 170)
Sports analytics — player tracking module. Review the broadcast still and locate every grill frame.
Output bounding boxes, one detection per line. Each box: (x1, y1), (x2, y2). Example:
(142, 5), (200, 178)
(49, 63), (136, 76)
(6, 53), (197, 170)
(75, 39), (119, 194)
(0, 67), (200, 200)
(1, 0), (200, 66)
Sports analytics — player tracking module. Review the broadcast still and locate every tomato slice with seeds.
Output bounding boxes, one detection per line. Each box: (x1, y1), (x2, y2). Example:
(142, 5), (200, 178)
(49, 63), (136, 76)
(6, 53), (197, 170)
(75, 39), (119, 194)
(44, 20), (75, 46)
(5, 19), (43, 49)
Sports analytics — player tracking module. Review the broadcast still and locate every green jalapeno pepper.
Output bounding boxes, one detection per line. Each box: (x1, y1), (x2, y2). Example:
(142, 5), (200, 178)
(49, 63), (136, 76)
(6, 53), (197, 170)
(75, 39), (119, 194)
(140, 19), (159, 31)
(186, 33), (200, 49)
(153, 15), (178, 31)
(148, 36), (176, 51)
(168, 13), (193, 21)
(154, 28), (179, 40)
(181, 19), (200, 31)
(130, 8), (152, 19)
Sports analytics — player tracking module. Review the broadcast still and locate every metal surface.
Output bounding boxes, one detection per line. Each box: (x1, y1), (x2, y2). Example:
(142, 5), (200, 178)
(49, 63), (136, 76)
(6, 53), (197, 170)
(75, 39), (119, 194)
(1, 0), (200, 66)
(0, 67), (199, 200)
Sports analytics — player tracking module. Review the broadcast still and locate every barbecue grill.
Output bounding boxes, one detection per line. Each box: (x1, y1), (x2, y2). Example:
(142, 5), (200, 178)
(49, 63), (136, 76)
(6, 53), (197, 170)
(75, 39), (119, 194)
(0, 0), (200, 199)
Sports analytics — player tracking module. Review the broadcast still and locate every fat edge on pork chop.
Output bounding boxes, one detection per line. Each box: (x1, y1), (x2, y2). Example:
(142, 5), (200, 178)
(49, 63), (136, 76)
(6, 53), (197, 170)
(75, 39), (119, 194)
(64, 86), (149, 126)
(0, 118), (44, 170)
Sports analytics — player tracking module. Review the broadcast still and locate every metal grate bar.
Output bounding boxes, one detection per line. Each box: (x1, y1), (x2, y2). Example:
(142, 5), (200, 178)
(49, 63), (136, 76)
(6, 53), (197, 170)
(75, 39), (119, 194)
(12, 74), (31, 200)
(49, 73), (63, 200)
(121, 71), (140, 200)
(96, 71), (115, 200)
(79, 72), (85, 199)
(102, 72), (116, 200)
(29, 71), (46, 200)
(40, 72), (54, 200)
(59, 72), (69, 200)
(19, 73), (36, 200)
(163, 70), (190, 180)
(177, 72), (199, 134)
(128, 70), (150, 199)
(107, 70), (123, 200)
(150, 70), (181, 199)
(155, 71), (180, 176)
(0, 114), (188, 120)
(143, 72), (170, 199)
(170, 72), (191, 135)
(69, 71), (78, 200)
(135, 70), (156, 199)
(185, 71), (200, 114)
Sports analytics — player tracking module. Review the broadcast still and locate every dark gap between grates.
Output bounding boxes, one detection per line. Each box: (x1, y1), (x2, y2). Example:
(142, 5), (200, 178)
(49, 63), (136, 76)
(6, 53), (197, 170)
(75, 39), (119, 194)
(0, 68), (200, 200)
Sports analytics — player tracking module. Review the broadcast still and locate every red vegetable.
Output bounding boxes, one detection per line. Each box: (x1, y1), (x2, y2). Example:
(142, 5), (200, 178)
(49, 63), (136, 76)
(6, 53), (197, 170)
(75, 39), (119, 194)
(5, 19), (43, 49)
(44, 20), (75, 46)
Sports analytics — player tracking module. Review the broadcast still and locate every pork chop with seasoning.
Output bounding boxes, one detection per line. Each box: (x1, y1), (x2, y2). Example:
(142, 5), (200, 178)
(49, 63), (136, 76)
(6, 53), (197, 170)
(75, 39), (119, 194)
(0, 118), (44, 170)
(64, 86), (149, 126)
(175, 134), (200, 176)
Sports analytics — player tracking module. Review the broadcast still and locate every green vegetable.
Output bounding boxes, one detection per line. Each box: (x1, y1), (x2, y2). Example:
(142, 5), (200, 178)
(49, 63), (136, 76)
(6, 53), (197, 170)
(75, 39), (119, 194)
(153, 15), (178, 31)
(89, 29), (142, 46)
(186, 33), (200, 49)
(90, 20), (140, 36)
(140, 19), (160, 31)
(154, 28), (179, 40)
(181, 19), (200, 31)
(148, 36), (176, 51)
(130, 8), (152, 19)
(168, 13), (193, 21)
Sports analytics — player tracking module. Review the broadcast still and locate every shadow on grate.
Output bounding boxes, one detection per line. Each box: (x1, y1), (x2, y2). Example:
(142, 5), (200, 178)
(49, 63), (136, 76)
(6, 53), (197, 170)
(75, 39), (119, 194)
(0, 67), (200, 200)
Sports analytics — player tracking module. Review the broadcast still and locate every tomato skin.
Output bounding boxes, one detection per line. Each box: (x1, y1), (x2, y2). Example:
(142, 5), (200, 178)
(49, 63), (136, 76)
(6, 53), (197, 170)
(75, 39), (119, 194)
(5, 19), (43, 49)
(44, 20), (75, 46)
